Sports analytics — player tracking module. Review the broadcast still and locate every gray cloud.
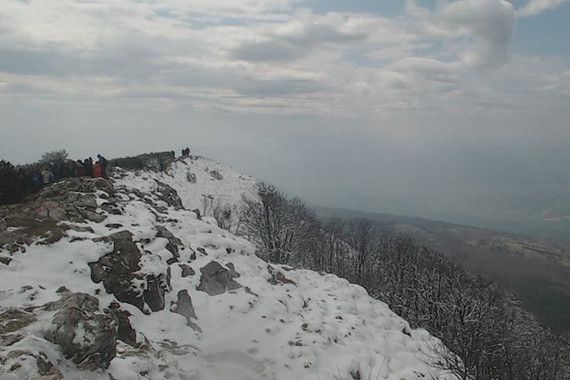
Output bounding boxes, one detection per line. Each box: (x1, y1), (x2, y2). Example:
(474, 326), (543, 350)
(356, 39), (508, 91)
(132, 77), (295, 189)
(517, 0), (570, 17)
(232, 17), (367, 62)
(440, 0), (515, 68)
(0, 0), (569, 239)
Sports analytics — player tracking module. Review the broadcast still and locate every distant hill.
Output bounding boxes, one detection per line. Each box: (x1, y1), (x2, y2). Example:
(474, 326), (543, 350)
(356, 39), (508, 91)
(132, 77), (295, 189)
(315, 206), (570, 332)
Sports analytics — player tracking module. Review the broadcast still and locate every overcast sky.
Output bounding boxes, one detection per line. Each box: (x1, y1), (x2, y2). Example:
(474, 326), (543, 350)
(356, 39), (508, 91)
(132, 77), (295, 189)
(1, 0), (570, 237)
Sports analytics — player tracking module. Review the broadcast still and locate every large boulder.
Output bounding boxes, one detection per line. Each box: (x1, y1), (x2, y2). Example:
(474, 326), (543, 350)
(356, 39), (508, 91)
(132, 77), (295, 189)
(43, 292), (117, 370)
(197, 261), (241, 296)
(90, 231), (171, 312)
(90, 231), (145, 310)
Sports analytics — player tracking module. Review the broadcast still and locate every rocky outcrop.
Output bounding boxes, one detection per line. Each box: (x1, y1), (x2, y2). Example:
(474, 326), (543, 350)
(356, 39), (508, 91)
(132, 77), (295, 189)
(90, 231), (171, 312)
(0, 350), (62, 380)
(155, 225), (183, 264)
(43, 292), (117, 370)
(108, 302), (137, 346)
(154, 180), (184, 210)
(0, 177), (112, 253)
(90, 231), (145, 310)
(197, 261), (241, 296)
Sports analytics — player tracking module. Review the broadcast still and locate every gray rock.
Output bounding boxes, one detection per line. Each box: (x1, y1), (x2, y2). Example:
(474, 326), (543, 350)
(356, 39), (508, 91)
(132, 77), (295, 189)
(197, 261), (241, 296)
(155, 225), (182, 264)
(179, 264), (195, 277)
(154, 180), (184, 210)
(90, 231), (145, 311)
(186, 171), (197, 183)
(108, 302), (136, 346)
(171, 290), (197, 323)
(90, 231), (171, 312)
(209, 170), (223, 181)
(43, 292), (117, 370)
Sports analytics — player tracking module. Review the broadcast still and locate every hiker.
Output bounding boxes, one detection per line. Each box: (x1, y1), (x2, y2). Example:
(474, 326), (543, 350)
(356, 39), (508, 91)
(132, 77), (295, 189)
(67, 160), (76, 178)
(41, 168), (53, 185)
(30, 171), (42, 191)
(93, 161), (103, 178)
(83, 158), (92, 177)
(57, 162), (68, 179)
(97, 154), (108, 178)
(75, 160), (84, 177)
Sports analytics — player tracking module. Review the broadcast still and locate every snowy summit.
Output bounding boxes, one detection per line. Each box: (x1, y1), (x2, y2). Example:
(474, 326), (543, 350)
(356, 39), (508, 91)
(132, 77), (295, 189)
(0, 154), (455, 380)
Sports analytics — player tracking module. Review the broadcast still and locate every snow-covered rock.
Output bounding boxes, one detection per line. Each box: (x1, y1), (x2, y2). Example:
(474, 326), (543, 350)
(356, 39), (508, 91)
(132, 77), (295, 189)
(0, 156), (456, 380)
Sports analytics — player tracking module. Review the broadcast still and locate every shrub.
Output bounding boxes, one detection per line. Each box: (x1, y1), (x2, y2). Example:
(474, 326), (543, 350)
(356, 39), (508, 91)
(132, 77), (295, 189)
(0, 160), (25, 205)
(40, 149), (68, 164)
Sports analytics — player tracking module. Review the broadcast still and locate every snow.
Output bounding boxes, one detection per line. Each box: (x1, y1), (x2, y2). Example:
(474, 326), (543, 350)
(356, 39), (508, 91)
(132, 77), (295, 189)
(0, 156), (456, 380)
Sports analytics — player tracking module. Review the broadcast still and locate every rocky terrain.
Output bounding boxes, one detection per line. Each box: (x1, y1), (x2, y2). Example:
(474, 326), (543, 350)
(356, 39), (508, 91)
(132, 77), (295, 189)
(0, 156), (455, 380)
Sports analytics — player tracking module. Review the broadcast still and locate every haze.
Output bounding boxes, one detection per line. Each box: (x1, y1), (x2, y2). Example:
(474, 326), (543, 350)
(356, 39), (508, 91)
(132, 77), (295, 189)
(1, 0), (569, 239)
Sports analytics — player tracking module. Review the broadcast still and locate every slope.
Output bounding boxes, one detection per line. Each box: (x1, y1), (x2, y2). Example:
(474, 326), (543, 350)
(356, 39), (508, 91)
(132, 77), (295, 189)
(0, 156), (456, 380)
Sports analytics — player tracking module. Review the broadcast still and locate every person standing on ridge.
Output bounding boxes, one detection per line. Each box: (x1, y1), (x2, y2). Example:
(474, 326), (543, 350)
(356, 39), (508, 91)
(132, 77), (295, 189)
(93, 161), (103, 177)
(84, 158), (92, 177)
(97, 154), (108, 178)
(41, 167), (53, 185)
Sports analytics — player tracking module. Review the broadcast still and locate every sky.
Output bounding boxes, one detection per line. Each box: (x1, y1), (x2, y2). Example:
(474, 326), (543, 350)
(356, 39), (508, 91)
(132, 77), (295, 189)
(1, 0), (570, 239)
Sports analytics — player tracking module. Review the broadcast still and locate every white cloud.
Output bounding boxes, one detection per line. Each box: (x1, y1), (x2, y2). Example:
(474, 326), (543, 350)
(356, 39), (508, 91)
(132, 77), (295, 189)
(439, 0), (515, 68)
(0, 0), (566, 119)
(517, 0), (570, 17)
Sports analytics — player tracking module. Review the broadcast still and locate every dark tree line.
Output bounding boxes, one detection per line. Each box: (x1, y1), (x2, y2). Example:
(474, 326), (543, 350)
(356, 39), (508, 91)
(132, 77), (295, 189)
(0, 160), (27, 205)
(241, 183), (570, 380)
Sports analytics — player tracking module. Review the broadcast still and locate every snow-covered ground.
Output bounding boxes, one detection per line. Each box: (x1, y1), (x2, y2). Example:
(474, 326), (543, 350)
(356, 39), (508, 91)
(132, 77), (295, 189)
(0, 156), (456, 380)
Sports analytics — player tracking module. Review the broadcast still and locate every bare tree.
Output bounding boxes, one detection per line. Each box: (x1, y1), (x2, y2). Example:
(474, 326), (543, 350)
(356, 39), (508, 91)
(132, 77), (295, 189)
(39, 149), (68, 164)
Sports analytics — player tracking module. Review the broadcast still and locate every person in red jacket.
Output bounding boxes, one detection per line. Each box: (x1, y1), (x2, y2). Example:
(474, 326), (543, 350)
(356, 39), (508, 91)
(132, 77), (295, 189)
(93, 162), (103, 177)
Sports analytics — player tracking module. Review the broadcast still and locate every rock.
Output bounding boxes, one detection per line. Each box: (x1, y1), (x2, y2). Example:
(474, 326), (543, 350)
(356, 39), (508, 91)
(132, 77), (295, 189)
(105, 223), (123, 229)
(154, 180), (184, 210)
(209, 170), (223, 181)
(0, 308), (36, 335)
(170, 290), (197, 323)
(155, 225), (183, 264)
(179, 264), (195, 277)
(0, 350), (62, 380)
(143, 272), (170, 312)
(192, 209), (202, 220)
(90, 231), (171, 312)
(0, 256), (12, 266)
(226, 262), (240, 278)
(197, 261), (241, 296)
(108, 302), (136, 346)
(186, 171), (197, 183)
(89, 231), (145, 311)
(0, 177), (113, 252)
(196, 247), (207, 255)
(267, 265), (296, 286)
(43, 292), (117, 370)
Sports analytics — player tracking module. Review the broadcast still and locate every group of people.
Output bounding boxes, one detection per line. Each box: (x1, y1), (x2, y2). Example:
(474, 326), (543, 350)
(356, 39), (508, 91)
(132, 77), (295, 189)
(26, 154), (108, 191)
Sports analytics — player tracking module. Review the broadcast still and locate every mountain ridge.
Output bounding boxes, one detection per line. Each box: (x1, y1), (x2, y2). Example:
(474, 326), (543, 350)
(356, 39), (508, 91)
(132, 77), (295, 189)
(0, 155), (454, 380)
